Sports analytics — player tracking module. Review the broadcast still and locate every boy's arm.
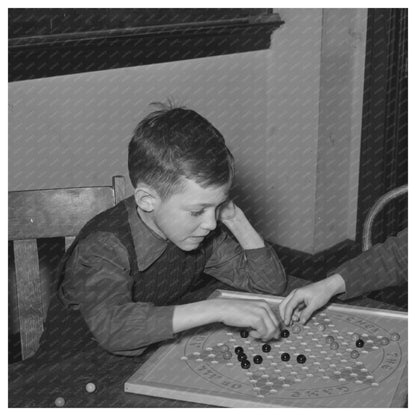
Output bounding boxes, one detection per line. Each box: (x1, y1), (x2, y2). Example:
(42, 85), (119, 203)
(60, 232), (175, 356)
(63, 233), (281, 345)
(219, 201), (265, 249)
(61, 231), (284, 350)
(172, 297), (281, 340)
(204, 202), (286, 295)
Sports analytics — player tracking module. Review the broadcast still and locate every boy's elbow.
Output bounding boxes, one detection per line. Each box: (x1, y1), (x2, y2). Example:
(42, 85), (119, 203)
(269, 266), (287, 295)
(90, 328), (122, 354)
(87, 318), (148, 356)
(105, 343), (147, 357)
(250, 269), (287, 296)
(274, 274), (287, 295)
(96, 334), (148, 357)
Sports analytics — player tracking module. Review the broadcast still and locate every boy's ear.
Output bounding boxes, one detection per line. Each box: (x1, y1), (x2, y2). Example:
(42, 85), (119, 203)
(133, 185), (159, 212)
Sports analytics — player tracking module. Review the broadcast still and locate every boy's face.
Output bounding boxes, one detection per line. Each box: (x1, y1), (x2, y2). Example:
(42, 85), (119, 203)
(150, 178), (230, 251)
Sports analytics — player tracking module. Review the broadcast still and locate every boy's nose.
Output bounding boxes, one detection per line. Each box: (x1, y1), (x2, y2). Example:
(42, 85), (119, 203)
(201, 213), (217, 231)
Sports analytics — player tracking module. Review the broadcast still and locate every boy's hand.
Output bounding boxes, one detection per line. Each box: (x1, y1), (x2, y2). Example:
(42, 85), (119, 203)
(211, 298), (282, 341)
(218, 200), (240, 223)
(218, 201), (265, 250)
(278, 274), (346, 326)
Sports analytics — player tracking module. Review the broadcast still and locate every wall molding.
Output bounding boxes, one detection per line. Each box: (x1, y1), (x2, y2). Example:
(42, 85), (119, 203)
(9, 14), (284, 81)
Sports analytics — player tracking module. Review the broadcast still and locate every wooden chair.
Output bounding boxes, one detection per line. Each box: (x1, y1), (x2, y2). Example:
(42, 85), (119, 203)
(362, 184), (408, 251)
(8, 176), (126, 360)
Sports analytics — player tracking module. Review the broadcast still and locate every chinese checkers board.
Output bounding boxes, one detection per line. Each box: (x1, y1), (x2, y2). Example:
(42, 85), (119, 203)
(124, 290), (408, 407)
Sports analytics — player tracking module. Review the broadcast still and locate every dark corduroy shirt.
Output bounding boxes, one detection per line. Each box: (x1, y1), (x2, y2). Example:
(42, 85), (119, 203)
(334, 228), (407, 300)
(59, 196), (286, 356)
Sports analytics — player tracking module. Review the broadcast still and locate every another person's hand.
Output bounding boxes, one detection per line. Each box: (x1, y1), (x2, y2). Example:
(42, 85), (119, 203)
(279, 274), (346, 326)
(211, 298), (282, 341)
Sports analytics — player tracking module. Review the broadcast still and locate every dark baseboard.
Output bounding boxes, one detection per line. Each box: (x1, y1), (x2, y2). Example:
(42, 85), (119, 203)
(366, 286), (408, 310)
(271, 239), (362, 282)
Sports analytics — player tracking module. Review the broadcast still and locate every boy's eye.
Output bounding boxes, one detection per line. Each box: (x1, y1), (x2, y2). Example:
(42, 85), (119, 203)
(190, 209), (205, 217)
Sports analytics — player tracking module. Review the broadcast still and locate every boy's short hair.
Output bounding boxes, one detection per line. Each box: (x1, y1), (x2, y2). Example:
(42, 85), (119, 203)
(128, 103), (235, 199)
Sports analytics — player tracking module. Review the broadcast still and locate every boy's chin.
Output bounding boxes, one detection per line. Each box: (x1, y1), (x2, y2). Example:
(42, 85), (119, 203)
(175, 237), (204, 251)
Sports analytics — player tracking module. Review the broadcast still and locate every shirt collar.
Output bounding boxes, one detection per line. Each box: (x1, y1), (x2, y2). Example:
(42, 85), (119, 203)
(125, 196), (168, 271)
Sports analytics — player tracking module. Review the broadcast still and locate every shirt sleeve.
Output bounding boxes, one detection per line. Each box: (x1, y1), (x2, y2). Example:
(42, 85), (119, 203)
(204, 227), (287, 295)
(60, 231), (176, 356)
(334, 228), (408, 300)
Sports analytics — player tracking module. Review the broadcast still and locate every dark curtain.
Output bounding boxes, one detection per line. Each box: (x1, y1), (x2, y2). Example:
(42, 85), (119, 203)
(357, 8), (408, 246)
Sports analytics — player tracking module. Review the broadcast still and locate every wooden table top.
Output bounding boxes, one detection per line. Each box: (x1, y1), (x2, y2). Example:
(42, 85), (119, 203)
(9, 275), (407, 408)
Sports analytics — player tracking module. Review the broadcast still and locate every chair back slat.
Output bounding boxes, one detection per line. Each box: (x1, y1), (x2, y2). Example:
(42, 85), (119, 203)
(9, 176), (126, 360)
(113, 176), (126, 204)
(9, 187), (116, 240)
(13, 239), (44, 360)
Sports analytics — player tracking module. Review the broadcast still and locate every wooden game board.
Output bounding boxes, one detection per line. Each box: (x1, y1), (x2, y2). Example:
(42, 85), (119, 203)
(124, 290), (408, 407)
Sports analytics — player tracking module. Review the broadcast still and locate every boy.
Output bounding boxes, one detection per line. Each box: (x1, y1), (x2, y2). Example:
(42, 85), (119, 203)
(57, 104), (287, 356)
(279, 228), (407, 326)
